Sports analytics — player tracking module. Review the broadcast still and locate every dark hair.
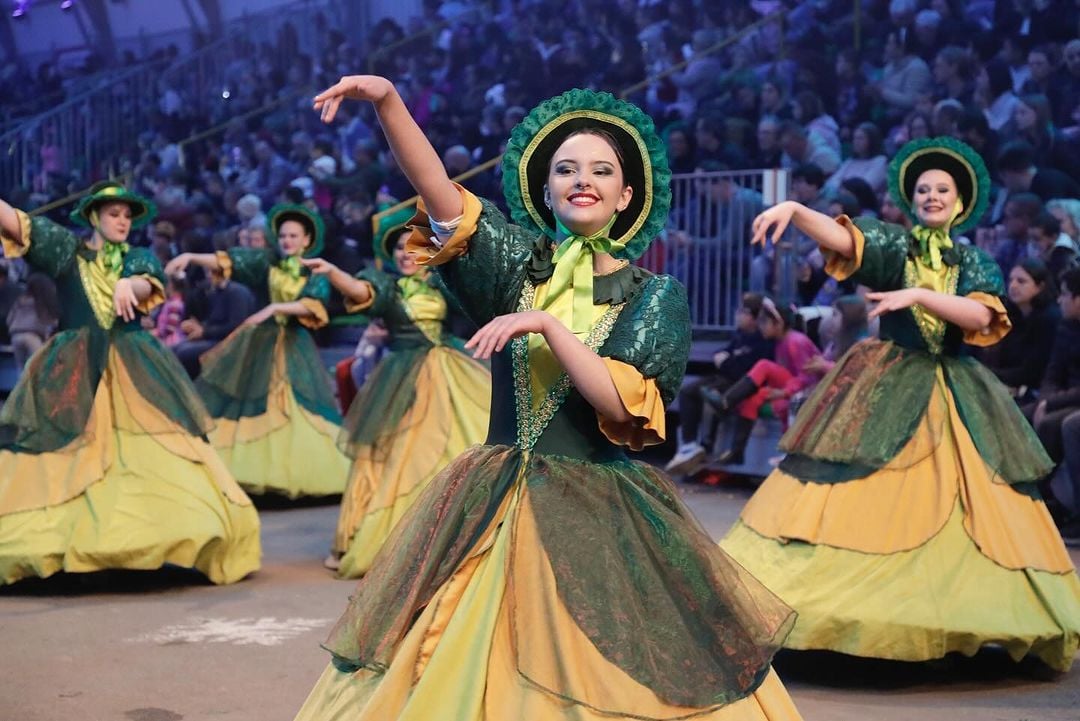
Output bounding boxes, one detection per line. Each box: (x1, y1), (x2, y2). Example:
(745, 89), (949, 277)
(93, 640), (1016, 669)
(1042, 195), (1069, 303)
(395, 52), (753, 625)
(985, 59), (1014, 99)
(1015, 257), (1057, 308)
(1006, 192), (1043, 220)
(958, 107), (990, 136)
(841, 177), (880, 215)
(1062, 267), (1080, 296)
(853, 122), (883, 157)
(833, 295), (869, 356)
(794, 90), (825, 120)
(792, 163), (825, 188)
(936, 46), (973, 79)
(554, 127), (626, 174)
(25, 272), (60, 324)
(740, 291), (765, 318)
(1032, 210), (1062, 237)
(997, 140), (1036, 172)
(832, 189), (862, 218)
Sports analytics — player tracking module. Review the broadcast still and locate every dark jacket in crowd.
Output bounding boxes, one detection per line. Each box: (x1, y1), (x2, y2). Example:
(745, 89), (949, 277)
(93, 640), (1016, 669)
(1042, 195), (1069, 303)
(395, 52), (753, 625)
(717, 329), (775, 381)
(202, 280), (257, 341)
(1041, 317), (1080, 411)
(984, 301), (1061, 392)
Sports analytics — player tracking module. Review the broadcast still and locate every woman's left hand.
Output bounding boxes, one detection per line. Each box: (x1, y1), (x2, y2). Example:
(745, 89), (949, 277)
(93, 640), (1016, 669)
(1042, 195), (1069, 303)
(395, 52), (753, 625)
(243, 305), (276, 326)
(465, 311), (550, 360)
(113, 278), (139, 322)
(865, 288), (925, 320)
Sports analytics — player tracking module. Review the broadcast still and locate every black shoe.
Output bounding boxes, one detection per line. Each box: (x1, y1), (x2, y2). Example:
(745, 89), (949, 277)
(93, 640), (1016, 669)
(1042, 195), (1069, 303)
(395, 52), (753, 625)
(717, 417), (755, 466)
(704, 376), (758, 413)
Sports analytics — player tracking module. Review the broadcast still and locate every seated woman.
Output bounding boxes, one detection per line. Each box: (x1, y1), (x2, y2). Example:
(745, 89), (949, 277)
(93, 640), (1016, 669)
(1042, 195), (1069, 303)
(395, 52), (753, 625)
(978, 257), (1061, 402)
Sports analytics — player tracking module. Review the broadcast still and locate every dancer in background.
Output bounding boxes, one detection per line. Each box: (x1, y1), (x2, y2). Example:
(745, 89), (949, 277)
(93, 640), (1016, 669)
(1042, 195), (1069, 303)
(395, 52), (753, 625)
(0, 181), (260, 585)
(292, 75), (802, 721)
(166, 205), (349, 497)
(304, 206), (491, 577)
(721, 137), (1080, 672)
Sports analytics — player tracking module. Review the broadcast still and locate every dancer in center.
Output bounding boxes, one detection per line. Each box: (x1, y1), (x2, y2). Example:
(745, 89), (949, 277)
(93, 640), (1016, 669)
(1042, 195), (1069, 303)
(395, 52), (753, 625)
(293, 76), (802, 720)
(303, 207), (491, 577)
(166, 205), (350, 498)
(721, 137), (1080, 671)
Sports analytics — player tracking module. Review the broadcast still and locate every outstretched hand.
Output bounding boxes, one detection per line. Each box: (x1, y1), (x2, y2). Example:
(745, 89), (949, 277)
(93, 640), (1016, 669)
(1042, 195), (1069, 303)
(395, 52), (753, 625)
(301, 257), (337, 275)
(750, 201), (797, 246)
(465, 311), (550, 360)
(314, 75), (395, 124)
(865, 288), (925, 320)
(164, 253), (190, 277)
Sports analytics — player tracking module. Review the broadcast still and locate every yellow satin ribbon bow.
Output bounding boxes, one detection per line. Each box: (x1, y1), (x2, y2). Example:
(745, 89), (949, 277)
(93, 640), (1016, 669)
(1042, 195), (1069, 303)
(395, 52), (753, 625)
(544, 216), (624, 334)
(278, 255), (304, 279)
(397, 269), (432, 300)
(910, 199), (963, 270)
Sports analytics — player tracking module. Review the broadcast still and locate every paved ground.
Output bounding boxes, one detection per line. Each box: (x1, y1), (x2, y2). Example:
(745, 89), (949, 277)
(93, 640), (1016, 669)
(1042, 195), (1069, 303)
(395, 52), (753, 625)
(1, 480), (1078, 721)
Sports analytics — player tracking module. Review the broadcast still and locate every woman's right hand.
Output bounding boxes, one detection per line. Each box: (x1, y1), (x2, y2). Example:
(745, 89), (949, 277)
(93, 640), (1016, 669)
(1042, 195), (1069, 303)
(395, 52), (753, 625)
(750, 201), (798, 246)
(164, 253), (190, 277)
(301, 257), (337, 276)
(314, 75), (395, 124)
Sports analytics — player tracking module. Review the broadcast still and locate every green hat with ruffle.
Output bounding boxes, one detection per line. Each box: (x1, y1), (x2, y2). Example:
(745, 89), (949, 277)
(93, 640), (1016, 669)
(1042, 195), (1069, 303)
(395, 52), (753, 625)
(371, 203), (415, 271)
(888, 136), (990, 235)
(266, 203), (325, 257)
(70, 181), (156, 229)
(502, 89), (671, 261)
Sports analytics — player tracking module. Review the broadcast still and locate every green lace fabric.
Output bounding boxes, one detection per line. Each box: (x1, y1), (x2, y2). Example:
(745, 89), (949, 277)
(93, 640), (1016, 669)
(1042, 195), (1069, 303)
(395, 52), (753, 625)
(225, 247), (275, 290)
(196, 323), (341, 424)
(786, 219), (1048, 485)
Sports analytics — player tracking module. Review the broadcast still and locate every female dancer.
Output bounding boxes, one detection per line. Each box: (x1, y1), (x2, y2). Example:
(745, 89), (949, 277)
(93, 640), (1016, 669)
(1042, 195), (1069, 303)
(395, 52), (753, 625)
(291, 75), (802, 721)
(303, 206), (491, 577)
(0, 181), (260, 585)
(721, 137), (1080, 671)
(166, 205), (349, 497)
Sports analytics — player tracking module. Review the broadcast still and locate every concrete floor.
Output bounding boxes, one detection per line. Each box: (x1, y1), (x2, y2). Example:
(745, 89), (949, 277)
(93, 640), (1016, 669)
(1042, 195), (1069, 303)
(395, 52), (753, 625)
(1, 482), (1077, 721)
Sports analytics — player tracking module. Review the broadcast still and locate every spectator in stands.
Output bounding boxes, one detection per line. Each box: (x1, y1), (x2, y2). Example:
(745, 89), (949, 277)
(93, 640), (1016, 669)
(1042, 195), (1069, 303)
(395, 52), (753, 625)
(979, 59), (1022, 132)
(1028, 267), (1080, 529)
(235, 193), (267, 231)
(172, 267), (257, 378)
(1014, 93), (1080, 178)
(1031, 210), (1080, 281)
(0, 264), (19, 346)
(933, 45), (975, 104)
(665, 292), (774, 476)
(911, 9), (945, 63)
(252, 140), (294, 206)
(996, 192), (1044, 274)
(1061, 39), (1080, 128)
(664, 124), (696, 174)
(980, 257), (1061, 402)
(996, 140), (1080, 203)
(825, 122), (888, 195)
(833, 48), (869, 131)
(870, 30), (932, 121)
(779, 121), (840, 175)
(752, 115), (784, 168)
(793, 90), (840, 155)
(1021, 44), (1067, 120)
(957, 107), (998, 167)
(758, 76), (791, 120)
(695, 115), (747, 168)
(6, 273), (59, 375)
(1048, 198), (1080, 246)
(154, 275), (187, 348)
(707, 299), (823, 466)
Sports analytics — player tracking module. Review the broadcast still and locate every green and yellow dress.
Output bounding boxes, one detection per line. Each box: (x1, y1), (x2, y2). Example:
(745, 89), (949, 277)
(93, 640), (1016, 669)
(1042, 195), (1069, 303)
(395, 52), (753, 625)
(332, 267), (490, 578)
(721, 216), (1080, 670)
(0, 212), (260, 585)
(294, 190), (802, 721)
(195, 248), (349, 497)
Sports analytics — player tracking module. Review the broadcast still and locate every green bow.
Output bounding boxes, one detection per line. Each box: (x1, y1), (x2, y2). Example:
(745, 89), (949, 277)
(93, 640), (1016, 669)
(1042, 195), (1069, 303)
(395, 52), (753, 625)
(278, 255), (303, 279)
(909, 199), (964, 271)
(544, 216), (624, 334)
(397, 270), (431, 300)
(102, 240), (129, 276)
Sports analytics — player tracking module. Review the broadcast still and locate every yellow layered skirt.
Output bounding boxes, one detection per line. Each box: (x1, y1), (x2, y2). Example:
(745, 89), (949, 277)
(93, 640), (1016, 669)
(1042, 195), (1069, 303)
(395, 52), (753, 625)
(721, 370), (1080, 670)
(335, 346), (490, 578)
(206, 335), (350, 498)
(0, 350), (261, 585)
(297, 480), (801, 721)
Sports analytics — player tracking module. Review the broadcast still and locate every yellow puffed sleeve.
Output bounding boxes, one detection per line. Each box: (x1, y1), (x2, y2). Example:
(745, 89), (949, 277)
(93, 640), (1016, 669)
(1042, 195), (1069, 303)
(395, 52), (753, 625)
(405, 183), (483, 266)
(343, 280), (376, 314)
(1, 209), (32, 258)
(963, 291), (1011, 346)
(296, 298), (329, 330)
(132, 274), (166, 314)
(215, 250), (233, 279)
(823, 215), (866, 281)
(597, 358), (667, 451)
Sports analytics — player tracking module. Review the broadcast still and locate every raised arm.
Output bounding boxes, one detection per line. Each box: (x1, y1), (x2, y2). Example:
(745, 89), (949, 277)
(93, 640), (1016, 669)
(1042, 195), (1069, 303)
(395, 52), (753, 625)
(751, 200), (855, 258)
(164, 252), (222, 276)
(0, 198), (24, 246)
(314, 75), (462, 222)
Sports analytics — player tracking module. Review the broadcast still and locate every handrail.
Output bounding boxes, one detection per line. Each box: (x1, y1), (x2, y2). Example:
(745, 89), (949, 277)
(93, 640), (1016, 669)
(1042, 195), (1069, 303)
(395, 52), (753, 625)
(28, 173), (132, 217)
(371, 155), (501, 225)
(618, 11), (784, 99)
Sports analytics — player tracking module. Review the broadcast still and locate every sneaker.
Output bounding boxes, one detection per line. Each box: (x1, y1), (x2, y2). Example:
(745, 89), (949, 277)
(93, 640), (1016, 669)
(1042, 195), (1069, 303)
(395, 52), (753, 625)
(323, 552), (342, 571)
(664, 442), (707, 475)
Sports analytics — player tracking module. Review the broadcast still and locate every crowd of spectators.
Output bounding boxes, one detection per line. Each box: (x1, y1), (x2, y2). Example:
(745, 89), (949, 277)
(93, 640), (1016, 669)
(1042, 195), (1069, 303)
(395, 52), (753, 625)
(2, 0), (1080, 529)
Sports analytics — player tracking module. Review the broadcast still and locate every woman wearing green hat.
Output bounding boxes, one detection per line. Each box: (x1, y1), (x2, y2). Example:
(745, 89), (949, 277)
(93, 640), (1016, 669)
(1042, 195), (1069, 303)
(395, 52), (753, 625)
(0, 181), (260, 585)
(291, 76), (802, 720)
(301, 204), (491, 578)
(166, 205), (350, 498)
(720, 137), (1080, 671)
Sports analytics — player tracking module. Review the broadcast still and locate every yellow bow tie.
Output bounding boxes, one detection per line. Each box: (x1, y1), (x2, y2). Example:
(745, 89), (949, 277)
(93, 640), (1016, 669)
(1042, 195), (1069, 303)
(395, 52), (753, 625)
(544, 216), (624, 334)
